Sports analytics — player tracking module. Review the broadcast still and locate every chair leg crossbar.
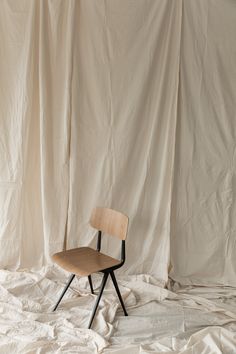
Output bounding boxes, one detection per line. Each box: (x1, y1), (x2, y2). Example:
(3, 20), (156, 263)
(53, 271), (128, 329)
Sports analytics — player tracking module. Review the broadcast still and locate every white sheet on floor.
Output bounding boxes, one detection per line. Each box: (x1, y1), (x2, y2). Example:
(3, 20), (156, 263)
(1, 269), (236, 353)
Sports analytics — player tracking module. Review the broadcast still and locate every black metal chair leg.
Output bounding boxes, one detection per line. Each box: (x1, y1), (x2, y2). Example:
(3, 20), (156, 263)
(88, 272), (109, 329)
(110, 270), (128, 316)
(88, 275), (94, 294)
(53, 274), (75, 311)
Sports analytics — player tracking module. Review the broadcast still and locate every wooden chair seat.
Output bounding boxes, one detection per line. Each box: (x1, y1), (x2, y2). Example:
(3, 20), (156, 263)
(52, 247), (121, 276)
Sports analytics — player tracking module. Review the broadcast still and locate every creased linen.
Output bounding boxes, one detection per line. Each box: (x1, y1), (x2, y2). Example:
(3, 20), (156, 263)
(67, 0), (182, 282)
(170, 0), (236, 286)
(0, 0), (76, 268)
(0, 0), (182, 284)
(1, 0), (236, 290)
(1, 268), (236, 353)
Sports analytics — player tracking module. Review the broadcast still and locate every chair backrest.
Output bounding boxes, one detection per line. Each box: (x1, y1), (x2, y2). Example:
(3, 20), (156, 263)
(90, 207), (128, 240)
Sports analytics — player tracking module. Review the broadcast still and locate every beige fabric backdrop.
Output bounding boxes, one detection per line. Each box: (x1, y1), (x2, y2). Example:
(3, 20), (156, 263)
(67, 0), (182, 282)
(0, 0), (75, 268)
(170, 0), (236, 286)
(0, 0), (236, 287)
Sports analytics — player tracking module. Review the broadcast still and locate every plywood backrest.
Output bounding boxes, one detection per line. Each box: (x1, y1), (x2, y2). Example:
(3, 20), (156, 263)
(90, 207), (129, 240)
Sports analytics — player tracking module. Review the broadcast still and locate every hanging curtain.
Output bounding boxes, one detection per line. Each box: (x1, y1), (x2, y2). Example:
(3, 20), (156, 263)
(2, 0), (236, 287)
(0, 0), (76, 268)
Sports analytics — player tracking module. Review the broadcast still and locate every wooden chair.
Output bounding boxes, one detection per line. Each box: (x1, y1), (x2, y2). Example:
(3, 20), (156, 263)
(52, 207), (129, 329)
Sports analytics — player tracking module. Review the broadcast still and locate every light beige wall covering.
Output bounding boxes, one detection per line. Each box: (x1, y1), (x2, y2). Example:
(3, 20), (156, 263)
(0, 0), (235, 286)
(170, 0), (236, 285)
(67, 0), (182, 282)
(0, 0), (75, 268)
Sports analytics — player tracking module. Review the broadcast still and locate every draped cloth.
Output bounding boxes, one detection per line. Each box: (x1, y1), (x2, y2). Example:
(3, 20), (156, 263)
(1, 0), (236, 287)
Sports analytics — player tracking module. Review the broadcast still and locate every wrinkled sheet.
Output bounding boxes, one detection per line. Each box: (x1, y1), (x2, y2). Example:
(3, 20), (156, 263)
(1, 2), (236, 353)
(1, 0), (236, 287)
(170, 0), (236, 286)
(0, 0), (181, 283)
(1, 268), (236, 353)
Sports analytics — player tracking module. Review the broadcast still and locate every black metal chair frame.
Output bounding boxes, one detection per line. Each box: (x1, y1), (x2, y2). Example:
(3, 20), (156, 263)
(53, 230), (128, 329)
